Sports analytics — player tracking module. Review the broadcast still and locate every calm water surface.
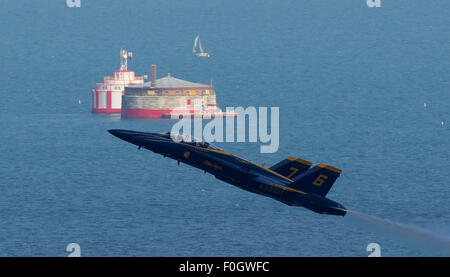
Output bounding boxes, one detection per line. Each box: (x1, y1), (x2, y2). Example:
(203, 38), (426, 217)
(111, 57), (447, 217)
(0, 0), (449, 256)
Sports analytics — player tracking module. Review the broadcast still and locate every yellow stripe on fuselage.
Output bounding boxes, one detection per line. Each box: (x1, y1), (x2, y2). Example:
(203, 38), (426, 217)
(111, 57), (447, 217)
(259, 165), (295, 182)
(187, 144), (295, 182)
(179, 143), (310, 195)
(271, 183), (307, 195)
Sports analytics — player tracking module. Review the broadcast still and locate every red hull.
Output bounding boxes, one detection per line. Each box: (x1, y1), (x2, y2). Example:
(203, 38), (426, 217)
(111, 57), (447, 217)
(92, 108), (122, 114)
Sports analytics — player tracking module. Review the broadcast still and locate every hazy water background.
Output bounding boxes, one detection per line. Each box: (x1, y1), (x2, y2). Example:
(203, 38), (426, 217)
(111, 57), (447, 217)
(0, 0), (449, 256)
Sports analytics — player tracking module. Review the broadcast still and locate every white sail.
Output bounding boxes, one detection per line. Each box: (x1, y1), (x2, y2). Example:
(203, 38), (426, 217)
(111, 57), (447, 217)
(193, 35), (199, 53)
(193, 34), (210, 57)
(198, 37), (204, 53)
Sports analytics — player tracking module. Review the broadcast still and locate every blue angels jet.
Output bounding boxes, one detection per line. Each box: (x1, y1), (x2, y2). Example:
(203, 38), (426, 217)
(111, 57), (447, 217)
(108, 129), (347, 216)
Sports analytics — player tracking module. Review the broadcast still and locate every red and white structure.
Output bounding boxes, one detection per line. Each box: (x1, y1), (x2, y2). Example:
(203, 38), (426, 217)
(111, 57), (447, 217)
(91, 49), (147, 113)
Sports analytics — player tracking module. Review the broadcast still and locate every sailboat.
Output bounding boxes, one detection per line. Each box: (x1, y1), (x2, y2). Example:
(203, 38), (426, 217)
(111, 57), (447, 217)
(193, 35), (211, 57)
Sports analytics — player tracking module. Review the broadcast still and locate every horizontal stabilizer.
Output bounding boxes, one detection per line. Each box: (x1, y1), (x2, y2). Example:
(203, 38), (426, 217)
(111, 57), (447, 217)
(269, 157), (312, 179)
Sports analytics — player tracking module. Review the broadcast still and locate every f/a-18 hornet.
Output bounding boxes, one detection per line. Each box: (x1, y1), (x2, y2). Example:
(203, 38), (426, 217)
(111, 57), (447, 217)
(109, 129), (346, 216)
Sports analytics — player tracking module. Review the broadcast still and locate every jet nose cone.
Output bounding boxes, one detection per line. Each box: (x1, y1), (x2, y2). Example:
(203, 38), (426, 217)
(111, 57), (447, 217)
(108, 129), (129, 139)
(108, 129), (144, 144)
(108, 129), (119, 136)
(108, 129), (165, 150)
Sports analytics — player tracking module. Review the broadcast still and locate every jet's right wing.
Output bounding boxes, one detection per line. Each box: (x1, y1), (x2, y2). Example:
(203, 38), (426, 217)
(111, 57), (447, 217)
(269, 157), (312, 179)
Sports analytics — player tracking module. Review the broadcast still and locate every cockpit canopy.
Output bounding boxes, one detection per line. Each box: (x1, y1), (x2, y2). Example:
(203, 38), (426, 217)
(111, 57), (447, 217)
(160, 132), (222, 150)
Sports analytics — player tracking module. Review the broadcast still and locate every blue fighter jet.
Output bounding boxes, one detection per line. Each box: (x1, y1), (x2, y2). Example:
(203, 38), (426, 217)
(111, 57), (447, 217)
(109, 129), (346, 216)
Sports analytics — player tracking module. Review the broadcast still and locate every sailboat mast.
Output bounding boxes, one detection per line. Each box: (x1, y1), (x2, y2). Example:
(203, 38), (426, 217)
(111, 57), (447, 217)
(198, 37), (204, 53)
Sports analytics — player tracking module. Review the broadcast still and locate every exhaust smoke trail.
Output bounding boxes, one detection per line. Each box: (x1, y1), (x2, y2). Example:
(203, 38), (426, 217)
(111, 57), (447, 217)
(343, 210), (450, 256)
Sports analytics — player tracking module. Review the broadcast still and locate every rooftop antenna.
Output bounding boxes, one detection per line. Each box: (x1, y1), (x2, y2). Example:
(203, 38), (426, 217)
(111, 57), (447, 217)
(120, 49), (133, 71)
